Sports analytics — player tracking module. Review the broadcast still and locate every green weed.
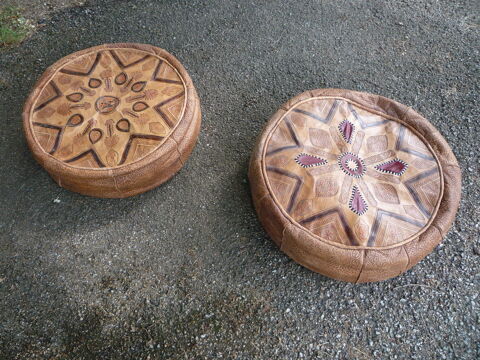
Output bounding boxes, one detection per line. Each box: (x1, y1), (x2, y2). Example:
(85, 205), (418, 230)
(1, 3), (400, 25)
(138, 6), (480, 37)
(0, 6), (32, 47)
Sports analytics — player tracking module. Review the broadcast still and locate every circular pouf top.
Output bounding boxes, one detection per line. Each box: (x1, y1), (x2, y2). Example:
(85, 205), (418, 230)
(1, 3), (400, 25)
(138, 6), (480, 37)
(23, 43), (201, 198)
(249, 89), (461, 283)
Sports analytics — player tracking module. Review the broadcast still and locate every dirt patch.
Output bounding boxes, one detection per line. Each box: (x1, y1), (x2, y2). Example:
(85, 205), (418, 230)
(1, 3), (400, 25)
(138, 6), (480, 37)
(1, 0), (86, 48)
(2, 0), (86, 26)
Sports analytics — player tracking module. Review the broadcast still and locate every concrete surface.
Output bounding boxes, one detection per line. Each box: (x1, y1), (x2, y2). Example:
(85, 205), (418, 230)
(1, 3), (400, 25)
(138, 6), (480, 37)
(0, 0), (478, 359)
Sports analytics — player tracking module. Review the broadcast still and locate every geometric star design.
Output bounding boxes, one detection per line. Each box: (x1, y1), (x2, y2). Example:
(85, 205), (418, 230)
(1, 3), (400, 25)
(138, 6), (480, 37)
(264, 98), (442, 247)
(29, 48), (187, 168)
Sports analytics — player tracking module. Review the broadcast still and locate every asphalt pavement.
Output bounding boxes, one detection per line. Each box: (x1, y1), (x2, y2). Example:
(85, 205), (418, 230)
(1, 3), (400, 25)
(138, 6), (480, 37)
(0, 0), (478, 359)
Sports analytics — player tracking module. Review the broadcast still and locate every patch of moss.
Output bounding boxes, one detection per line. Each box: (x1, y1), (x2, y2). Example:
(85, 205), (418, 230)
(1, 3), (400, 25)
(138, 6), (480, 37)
(0, 6), (32, 47)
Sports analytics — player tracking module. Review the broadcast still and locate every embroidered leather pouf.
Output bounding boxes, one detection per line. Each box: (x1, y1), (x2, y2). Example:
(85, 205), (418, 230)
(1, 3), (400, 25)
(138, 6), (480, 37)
(249, 89), (461, 282)
(23, 43), (200, 198)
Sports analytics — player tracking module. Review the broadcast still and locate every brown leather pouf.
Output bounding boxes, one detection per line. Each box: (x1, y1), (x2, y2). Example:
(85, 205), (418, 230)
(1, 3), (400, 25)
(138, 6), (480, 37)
(249, 89), (461, 283)
(23, 43), (201, 198)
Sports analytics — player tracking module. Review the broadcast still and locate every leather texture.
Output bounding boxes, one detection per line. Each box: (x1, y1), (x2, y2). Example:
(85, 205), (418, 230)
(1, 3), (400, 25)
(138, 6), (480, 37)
(249, 88), (461, 283)
(23, 43), (201, 198)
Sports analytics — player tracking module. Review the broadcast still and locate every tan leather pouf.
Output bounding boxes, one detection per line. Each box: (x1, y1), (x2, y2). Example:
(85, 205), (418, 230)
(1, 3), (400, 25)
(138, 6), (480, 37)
(249, 89), (461, 283)
(23, 43), (200, 198)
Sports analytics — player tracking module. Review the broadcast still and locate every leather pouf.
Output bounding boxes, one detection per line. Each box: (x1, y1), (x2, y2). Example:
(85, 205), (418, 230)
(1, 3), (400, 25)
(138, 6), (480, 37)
(249, 88), (461, 283)
(23, 43), (201, 198)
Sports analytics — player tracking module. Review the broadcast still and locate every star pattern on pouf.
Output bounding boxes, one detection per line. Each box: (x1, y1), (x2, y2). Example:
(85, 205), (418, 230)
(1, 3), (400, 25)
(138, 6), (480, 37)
(30, 49), (186, 168)
(264, 98), (441, 247)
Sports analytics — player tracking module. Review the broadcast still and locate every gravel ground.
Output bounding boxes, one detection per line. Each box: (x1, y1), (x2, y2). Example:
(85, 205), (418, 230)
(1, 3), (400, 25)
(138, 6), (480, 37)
(0, 0), (479, 359)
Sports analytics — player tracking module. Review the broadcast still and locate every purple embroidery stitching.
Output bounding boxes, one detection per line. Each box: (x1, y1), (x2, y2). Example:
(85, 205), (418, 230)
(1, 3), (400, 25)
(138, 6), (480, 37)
(349, 186), (368, 215)
(295, 153), (327, 168)
(338, 119), (355, 143)
(375, 158), (408, 175)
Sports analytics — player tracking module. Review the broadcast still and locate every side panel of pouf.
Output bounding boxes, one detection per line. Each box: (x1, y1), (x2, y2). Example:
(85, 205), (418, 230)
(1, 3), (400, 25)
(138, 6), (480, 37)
(52, 169), (118, 198)
(172, 90), (201, 164)
(432, 164), (462, 236)
(113, 138), (182, 197)
(281, 222), (364, 282)
(355, 247), (409, 283)
(249, 185), (286, 248)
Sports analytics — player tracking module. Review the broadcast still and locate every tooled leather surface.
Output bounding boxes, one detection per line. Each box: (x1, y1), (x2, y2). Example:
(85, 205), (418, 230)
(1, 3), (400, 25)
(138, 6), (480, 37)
(263, 97), (442, 249)
(28, 47), (186, 168)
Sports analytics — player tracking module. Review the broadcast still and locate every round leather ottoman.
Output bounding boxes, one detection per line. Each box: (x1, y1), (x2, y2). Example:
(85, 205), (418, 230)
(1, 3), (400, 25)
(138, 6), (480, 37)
(249, 89), (461, 283)
(23, 43), (201, 198)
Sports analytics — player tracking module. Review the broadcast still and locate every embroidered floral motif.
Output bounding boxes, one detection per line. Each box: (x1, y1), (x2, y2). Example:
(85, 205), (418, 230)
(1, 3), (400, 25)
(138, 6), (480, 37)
(292, 114), (411, 217)
(266, 98), (441, 248)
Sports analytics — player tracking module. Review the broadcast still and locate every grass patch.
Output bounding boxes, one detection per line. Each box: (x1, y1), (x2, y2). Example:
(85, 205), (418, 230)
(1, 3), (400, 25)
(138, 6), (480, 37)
(0, 6), (32, 47)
